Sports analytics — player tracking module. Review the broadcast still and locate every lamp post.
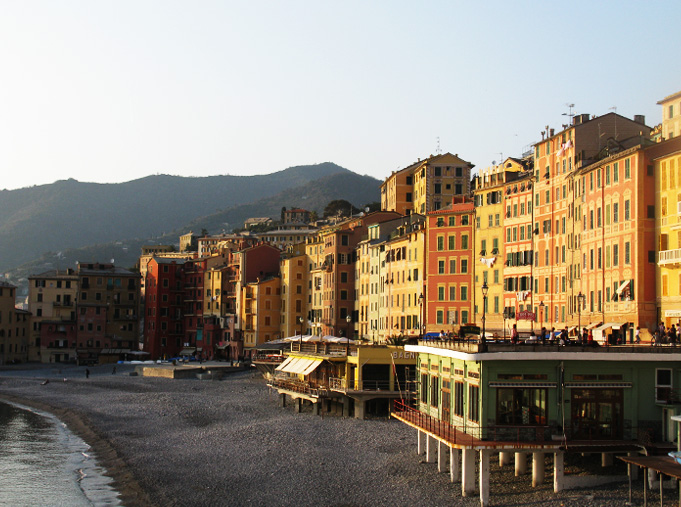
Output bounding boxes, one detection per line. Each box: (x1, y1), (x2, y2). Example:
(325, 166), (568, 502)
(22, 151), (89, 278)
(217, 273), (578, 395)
(298, 316), (304, 347)
(538, 301), (545, 342)
(577, 292), (585, 342)
(418, 293), (425, 340)
(481, 282), (489, 352)
(346, 314), (352, 356)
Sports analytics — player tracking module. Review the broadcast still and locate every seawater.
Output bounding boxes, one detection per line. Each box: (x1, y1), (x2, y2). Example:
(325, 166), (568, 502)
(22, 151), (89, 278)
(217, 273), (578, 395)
(0, 401), (121, 507)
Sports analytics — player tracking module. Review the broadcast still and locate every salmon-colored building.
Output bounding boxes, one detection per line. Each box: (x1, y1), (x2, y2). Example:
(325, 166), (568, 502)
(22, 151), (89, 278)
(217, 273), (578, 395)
(425, 197), (475, 334)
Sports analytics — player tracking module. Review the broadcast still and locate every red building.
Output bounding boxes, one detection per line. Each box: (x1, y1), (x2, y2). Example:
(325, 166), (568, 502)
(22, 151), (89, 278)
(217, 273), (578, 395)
(143, 257), (185, 359)
(426, 197), (475, 333)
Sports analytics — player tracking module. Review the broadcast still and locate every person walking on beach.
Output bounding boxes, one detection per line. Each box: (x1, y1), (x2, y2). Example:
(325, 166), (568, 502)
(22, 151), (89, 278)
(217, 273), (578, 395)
(85, 368), (90, 379)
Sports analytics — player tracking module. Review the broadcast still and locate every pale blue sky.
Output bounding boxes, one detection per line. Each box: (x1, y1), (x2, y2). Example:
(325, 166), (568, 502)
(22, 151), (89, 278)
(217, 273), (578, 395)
(1, 1), (679, 190)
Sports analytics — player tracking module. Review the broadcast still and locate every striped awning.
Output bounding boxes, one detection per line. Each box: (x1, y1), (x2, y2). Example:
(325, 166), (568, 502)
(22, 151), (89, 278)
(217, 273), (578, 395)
(565, 382), (632, 389)
(276, 357), (323, 376)
(488, 382), (557, 388)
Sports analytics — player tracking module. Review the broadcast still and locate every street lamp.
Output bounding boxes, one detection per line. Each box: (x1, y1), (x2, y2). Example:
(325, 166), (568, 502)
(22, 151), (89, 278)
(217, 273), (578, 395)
(346, 314), (352, 356)
(538, 301), (545, 342)
(418, 293), (425, 339)
(577, 292), (585, 342)
(481, 282), (489, 352)
(298, 316), (304, 347)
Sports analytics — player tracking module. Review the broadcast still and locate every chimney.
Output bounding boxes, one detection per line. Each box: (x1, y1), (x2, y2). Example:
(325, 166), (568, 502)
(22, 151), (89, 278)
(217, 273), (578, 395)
(634, 114), (646, 125)
(549, 128), (555, 137)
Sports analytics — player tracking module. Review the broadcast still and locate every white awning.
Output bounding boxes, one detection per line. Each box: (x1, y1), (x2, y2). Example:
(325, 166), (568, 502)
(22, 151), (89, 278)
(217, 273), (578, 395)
(594, 323), (615, 332)
(585, 322), (602, 330)
(300, 359), (323, 376)
(275, 356), (296, 372)
(616, 280), (630, 295)
(611, 322), (628, 330)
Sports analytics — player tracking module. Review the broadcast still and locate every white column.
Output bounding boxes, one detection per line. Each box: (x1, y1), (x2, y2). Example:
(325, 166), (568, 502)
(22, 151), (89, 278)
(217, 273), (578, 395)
(426, 435), (436, 463)
(515, 452), (527, 476)
(479, 450), (490, 507)
(450, 447), (460, 483)
(499, 451), (512, 467)
(438, 441), (447, 473)
(532, 452), (545, 487)
(417, 430), (424, 455)
(553, 451), (564, 493)
(462, 448), (475, 496)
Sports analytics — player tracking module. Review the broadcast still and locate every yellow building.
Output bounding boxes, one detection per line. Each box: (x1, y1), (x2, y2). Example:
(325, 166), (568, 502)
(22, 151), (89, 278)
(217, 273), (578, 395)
(0, 282), (30, 364)
(472, 159), (526, 334)
(380, 153), (474, 215)
(655, 137), (681, 328)
(27, 269), (79, 363)
(658, 90), (681, 141)
(242, 276), (281, 356)
(280, 245), (308, 338)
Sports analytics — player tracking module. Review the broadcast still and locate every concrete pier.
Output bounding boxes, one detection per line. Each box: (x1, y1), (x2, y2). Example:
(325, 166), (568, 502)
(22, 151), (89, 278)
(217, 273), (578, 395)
(426, 435), (436, 463)
(438, 441), (447, 473)
(515, 452), (527, 476)
(450, 447), (460, 483)
(462, 448), (475, 496)
(532, 452), (545, 487)
(554, 451), (564, 492)
(499, 451), (512, 467)
(479, 450), (490, 507)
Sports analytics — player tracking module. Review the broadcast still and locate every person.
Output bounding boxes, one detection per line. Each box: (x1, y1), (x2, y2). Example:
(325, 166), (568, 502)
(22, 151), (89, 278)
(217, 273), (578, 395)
(560, 327), (569, 346)
(582, 328), (588, 345)
(511, 323), (519, 344)
(439, 329), (445, 341)
(112, 366), (116, 374)
(635, 326), (641, 343)
(588, 330), (594, 345)
(540, 327), (547, 346)
(85, 368), (90, 379)
(670, 325), (677, 347)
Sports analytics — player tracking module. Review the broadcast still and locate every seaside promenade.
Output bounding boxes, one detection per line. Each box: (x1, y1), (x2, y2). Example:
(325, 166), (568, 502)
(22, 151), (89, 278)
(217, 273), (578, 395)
(0, 363), (660, 506)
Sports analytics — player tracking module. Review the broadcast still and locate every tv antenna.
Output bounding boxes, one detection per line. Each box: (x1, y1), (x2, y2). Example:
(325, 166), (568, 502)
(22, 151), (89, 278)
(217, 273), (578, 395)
(609, 106), (617, 114)
(562, 103), (575, 120)
(436, 137), (442, 155)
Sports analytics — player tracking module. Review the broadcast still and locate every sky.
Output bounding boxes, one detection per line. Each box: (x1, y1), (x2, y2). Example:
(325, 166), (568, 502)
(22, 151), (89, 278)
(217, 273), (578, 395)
(1, 1), (680, 191)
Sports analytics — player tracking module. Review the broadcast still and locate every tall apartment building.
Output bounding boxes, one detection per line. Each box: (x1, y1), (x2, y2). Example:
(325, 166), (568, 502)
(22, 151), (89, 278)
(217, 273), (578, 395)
(357, 214), (426, 343)
(654, 136), (681, 329)
(501, 166), (535, 335)
(472, 158), (529, 334)
(242, 276), (281, 356)
(318, 212), (401, 337)
(28, 269), (78, 363)
(425, 197), (475, 333)
(0, 282), (30, 364)
(532, 112), (650, 332)
(381, 153), (474, 215)
(280, 245), (308, 338)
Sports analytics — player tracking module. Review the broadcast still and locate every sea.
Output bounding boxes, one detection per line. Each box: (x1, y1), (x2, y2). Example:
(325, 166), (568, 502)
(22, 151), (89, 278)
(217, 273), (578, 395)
(0, 400), (121, 507)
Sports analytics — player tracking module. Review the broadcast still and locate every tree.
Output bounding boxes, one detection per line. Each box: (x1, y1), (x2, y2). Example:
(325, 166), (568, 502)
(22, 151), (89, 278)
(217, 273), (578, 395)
(323, 199), (359, 219)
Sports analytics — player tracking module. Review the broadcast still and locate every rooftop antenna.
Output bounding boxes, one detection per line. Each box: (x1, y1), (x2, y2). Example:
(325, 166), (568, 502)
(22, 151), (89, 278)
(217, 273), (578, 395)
(609, 106), (617, 114)
(562, 103), (575, 122)
(436, 137), (442, 155)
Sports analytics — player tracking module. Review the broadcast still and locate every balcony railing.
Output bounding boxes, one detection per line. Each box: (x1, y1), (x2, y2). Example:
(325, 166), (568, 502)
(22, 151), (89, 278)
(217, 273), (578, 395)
(268, 377), (330, 398)
(330, 377), (393, 392)
(659, 248), (681, 265)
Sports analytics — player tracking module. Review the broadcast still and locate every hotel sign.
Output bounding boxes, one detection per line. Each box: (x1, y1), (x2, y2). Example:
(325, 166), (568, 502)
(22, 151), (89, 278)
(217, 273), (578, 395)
(516, 311), (536, 321)
(665, 310), (681, 317)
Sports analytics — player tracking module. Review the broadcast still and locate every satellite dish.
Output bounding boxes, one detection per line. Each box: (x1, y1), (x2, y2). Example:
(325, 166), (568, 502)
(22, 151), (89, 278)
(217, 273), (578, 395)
(111, 258), (115, 263)
(365, 207), (370, 213)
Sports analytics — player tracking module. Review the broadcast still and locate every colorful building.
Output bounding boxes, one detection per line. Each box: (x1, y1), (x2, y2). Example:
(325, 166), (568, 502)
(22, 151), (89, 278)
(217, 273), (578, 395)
(425, 197), (475, 334)
(0, 281), (30, 364)
(381, 153), (474, 215)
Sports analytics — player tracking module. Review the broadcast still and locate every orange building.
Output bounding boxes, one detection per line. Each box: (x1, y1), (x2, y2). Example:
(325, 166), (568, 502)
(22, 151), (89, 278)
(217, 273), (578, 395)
(425, 197), (475, 334)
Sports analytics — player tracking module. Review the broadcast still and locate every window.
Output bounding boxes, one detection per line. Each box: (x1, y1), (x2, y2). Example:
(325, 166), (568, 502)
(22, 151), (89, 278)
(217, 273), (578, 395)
(468, 385), (479, 422)
(448, 235), (456, 250)
(624, 200), (630, 221)
(656, 369), (673, 403)
(438, 286), (445, 301)
(449, 259), (456, 274)
(437, 236), (444, 251)
(496, 388), (547, 425)
(438, 260), (445, 274)
(421, 374), (428, 403)
(460, 286), (468, 301)
(454, 382), (464, 417)
(430, 376), (439, 407)
(625, 158), (631, 179)
(448, 216), (456, 226)
(613, 202), (619, 223)
(436, 310), (443, 325)
(461, 259), (468, 274)
(625, 242), (631, 264)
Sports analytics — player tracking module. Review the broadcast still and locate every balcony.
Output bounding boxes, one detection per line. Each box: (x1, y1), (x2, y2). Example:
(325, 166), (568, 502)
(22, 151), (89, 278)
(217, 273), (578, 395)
(659, 248), (681, 266)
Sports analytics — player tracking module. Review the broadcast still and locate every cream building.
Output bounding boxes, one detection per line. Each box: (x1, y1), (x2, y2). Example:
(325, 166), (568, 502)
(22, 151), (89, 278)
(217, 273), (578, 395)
(658, 90), (681, 140)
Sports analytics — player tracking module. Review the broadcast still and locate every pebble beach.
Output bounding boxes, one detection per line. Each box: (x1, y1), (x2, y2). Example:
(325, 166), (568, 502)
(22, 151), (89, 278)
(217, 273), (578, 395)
(0, 363), (672, 506)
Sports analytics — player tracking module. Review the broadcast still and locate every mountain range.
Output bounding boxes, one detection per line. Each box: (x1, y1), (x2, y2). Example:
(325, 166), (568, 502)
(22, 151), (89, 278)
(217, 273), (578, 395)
(0, 163), (382, 293)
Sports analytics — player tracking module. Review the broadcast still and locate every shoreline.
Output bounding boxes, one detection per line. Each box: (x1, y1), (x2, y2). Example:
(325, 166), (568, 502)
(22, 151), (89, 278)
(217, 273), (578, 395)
(0, 392), (154, 507)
